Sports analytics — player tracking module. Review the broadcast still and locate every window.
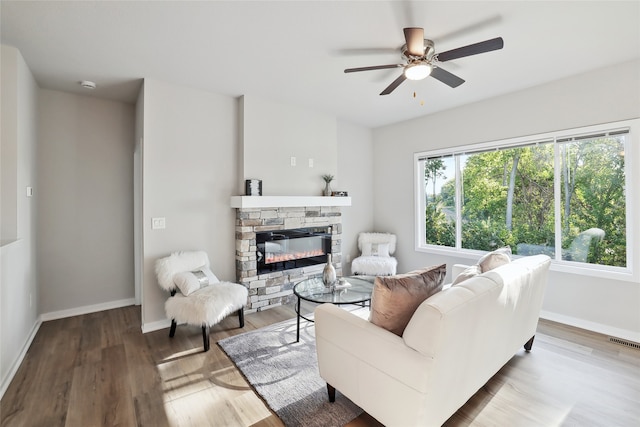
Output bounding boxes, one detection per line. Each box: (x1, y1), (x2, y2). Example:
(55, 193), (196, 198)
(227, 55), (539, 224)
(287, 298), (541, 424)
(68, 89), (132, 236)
(415, 121), (633, 276)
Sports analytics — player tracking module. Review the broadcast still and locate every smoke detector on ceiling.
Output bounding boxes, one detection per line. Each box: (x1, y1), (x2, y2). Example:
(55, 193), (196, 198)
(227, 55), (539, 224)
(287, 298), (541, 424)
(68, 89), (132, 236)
(79, 80), (96, 89)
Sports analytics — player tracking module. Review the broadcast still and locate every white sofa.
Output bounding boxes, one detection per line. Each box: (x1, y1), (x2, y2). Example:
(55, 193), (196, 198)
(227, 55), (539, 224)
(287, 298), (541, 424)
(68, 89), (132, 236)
(315, 254), (551, 426)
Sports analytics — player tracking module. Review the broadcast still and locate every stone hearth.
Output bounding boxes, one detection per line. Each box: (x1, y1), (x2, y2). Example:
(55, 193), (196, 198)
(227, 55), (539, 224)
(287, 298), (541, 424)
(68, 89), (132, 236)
(235, 205), (344, 313)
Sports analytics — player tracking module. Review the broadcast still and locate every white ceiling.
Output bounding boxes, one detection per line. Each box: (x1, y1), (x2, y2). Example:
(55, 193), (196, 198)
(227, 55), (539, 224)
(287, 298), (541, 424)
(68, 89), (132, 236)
(2, 1), (639, 128)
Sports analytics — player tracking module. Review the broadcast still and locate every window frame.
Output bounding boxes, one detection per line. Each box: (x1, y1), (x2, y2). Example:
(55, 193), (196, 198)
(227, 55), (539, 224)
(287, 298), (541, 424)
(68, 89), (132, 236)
(414, 119), (637, 282)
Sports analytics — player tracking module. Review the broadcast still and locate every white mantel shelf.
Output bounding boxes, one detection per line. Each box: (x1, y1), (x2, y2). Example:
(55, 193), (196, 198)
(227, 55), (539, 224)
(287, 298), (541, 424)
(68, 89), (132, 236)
(230, 196), (352, 208)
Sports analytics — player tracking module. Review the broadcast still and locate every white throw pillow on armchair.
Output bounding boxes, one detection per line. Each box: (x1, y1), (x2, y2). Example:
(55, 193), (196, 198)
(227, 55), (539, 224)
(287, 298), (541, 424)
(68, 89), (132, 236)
(362, 242), (390, 257)
(173, 267), (220, 296)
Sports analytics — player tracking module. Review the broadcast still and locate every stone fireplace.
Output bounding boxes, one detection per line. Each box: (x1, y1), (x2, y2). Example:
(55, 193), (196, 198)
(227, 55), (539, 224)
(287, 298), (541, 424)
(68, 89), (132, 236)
(232, 196), (350, 313)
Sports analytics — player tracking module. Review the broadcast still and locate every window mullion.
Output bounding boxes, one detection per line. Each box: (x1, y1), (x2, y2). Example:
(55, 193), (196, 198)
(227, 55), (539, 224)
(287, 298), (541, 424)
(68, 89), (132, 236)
(455, 154), (462, 249)
(553, 140), (563, 261)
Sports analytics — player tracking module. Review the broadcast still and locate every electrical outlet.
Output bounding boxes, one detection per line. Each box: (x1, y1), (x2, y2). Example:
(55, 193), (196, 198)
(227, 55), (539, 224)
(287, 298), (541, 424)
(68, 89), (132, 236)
(308, 158), (314, 167)
(290, 156), (296, 166)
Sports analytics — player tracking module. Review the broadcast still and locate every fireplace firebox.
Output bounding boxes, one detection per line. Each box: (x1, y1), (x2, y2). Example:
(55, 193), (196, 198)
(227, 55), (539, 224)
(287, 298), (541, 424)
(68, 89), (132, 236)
(256, 226), (332, 274)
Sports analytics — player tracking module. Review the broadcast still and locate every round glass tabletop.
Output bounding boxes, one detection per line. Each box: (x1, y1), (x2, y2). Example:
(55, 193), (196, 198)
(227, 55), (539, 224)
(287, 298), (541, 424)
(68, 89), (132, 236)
(293, 276), (374, 304)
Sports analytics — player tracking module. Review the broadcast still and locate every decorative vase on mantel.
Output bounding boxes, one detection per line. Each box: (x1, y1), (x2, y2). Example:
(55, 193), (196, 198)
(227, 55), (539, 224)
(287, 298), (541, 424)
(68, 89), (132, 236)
(322, 174), (334, 196)
(323, 254), (337, 291)
(323, 182), (332, 196)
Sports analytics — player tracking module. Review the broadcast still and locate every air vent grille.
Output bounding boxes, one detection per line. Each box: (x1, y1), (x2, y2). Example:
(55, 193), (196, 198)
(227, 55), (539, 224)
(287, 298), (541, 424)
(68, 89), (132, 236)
(609, 337), (640, 350)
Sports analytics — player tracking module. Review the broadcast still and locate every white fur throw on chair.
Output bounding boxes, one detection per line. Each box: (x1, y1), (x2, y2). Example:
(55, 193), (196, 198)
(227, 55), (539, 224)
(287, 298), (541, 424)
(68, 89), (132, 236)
(155, 250), (211, 292)
(154, 250), (248, 327)
(352, 232), (398, 276)
(351, 256), (398, 276)
(165, 282), (248, 326)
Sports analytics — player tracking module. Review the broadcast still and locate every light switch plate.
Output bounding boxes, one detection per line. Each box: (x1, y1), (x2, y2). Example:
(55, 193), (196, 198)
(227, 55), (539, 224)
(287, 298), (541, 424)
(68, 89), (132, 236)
(152, 217), (166, 229)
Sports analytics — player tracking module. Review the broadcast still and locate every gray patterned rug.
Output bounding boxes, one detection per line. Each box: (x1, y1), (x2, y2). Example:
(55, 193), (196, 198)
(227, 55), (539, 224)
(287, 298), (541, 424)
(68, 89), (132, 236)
(218, 311), (364, 427)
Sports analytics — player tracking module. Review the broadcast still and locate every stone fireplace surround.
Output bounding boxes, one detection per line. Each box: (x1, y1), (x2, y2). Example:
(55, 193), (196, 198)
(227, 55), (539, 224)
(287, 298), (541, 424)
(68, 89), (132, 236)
(232, 196), (351, 313)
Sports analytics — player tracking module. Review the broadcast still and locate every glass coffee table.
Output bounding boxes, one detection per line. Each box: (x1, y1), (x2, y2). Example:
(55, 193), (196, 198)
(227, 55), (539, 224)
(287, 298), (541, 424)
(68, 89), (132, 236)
(293, 276), (374, 342)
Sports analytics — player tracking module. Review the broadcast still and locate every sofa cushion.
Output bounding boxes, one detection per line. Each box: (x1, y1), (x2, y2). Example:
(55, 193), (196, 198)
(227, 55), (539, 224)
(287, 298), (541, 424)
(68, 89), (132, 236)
(370, 264), (446, 336)
(451, 264), (482, 286)
(477, 246), (512, 272)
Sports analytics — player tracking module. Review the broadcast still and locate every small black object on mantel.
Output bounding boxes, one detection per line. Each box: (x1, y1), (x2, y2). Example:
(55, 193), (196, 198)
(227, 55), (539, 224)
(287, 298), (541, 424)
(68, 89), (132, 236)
(331, 191), (348, 197)
(245, 179), (262, 196)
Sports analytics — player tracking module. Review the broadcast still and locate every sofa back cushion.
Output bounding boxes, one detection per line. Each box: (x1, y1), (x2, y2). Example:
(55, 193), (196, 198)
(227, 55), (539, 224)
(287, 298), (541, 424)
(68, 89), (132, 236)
(370, 264), (446, 336)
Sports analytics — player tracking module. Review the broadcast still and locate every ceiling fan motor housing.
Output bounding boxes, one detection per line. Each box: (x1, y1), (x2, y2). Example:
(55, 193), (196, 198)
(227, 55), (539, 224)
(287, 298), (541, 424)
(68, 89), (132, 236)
(402, 39), (436, 61)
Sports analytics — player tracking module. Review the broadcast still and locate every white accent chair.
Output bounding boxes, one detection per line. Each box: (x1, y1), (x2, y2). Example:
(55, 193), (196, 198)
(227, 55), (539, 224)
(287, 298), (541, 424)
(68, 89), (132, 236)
(350, 232), (397, 276)
(155, 251), (248, 352)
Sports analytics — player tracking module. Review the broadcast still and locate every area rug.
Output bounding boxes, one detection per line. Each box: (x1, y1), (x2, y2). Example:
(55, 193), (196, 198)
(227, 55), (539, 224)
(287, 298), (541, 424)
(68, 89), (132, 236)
(218, 310), (365, 427)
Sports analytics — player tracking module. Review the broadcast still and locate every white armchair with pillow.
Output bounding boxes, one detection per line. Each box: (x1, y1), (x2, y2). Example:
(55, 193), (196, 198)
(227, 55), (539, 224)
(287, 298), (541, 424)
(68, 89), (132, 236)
(155, 251), (248, 352)
(351, 232), (398, 276)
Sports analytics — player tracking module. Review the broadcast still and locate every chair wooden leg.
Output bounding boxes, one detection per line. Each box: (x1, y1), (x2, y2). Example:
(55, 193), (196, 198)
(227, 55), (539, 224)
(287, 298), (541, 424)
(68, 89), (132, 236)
(169, 319), (177, 338)
(238, 308), (245, 328)
(327, 383), (336, 402)
(202, 325), (210, 352)
(524, 335), (535, 352)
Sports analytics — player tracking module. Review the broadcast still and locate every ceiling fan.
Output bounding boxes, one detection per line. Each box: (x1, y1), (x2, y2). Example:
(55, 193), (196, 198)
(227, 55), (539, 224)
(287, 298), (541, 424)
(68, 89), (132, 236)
(344, 27), (504, 95)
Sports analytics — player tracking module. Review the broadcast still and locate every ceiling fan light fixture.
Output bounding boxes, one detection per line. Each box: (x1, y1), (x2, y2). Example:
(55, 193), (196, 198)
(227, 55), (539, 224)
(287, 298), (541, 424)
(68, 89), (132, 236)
(404, 62), (432, 80)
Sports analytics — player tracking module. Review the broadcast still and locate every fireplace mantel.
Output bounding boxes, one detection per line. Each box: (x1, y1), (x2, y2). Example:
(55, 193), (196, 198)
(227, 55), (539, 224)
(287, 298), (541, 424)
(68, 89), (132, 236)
(230, 196), (351, 209)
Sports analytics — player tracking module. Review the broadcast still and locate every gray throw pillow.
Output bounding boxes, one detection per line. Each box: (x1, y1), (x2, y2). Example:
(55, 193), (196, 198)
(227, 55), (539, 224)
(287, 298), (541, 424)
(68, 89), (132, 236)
(370, 264), (446, 336)
(477, 246), (512, 272)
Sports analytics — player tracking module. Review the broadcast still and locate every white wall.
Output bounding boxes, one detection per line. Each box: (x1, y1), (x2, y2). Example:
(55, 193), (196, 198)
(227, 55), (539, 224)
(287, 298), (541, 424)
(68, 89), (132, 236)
(141, 79), (239, 330)
(0, 46), (39, 397)
(372, 59), (640, 341)
(37, 90), (135, 315)
(140, 82), (375, 330)
(1, 47), (19, 243)
(336, 120), (375, 274)
(240, 95), (338, 196)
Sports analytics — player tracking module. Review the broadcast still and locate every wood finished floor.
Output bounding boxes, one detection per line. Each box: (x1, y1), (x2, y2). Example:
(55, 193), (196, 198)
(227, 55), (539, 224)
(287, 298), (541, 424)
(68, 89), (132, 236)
(1, 304), (639, 427)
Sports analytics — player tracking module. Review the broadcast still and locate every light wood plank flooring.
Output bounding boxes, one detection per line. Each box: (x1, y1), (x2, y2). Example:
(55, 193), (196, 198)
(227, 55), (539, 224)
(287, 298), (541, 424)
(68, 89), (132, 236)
(1, 304), (638, 426)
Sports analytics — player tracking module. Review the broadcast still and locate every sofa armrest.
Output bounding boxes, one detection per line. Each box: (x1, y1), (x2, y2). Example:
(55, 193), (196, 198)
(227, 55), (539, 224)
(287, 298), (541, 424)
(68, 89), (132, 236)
(314, 304), (431, 394)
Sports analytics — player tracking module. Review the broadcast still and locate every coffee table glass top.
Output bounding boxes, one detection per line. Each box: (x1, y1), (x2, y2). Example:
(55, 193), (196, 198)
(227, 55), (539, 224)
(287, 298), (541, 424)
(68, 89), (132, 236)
(293, 276), (374, 304)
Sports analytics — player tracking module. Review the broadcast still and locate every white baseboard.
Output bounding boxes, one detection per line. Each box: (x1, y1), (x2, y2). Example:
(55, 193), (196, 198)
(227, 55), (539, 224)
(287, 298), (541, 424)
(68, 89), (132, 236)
(40, 298), (136, 322)
(540, 310), (640, 343)
(142, 318), (172, 334)
(0, 318), (41, 400)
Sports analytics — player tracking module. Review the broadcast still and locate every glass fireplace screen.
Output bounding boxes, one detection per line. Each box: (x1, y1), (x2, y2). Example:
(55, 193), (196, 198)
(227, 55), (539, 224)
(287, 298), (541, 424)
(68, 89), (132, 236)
(256, 227), (331, 274)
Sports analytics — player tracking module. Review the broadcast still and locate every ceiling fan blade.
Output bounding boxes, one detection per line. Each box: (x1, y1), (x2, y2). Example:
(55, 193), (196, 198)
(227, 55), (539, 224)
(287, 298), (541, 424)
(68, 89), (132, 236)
(437, 37), (504, 62)
(430, 67), (465, 88)
(334, 47), (399, 56)
(344, 64), (404, 73)
(380, 73), (407, 95)
(403, 27), (425, 57)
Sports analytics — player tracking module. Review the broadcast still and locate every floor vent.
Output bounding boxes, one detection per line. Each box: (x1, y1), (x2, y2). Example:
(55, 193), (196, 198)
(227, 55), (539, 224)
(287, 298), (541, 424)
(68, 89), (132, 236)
(609, 337), (640, 350)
